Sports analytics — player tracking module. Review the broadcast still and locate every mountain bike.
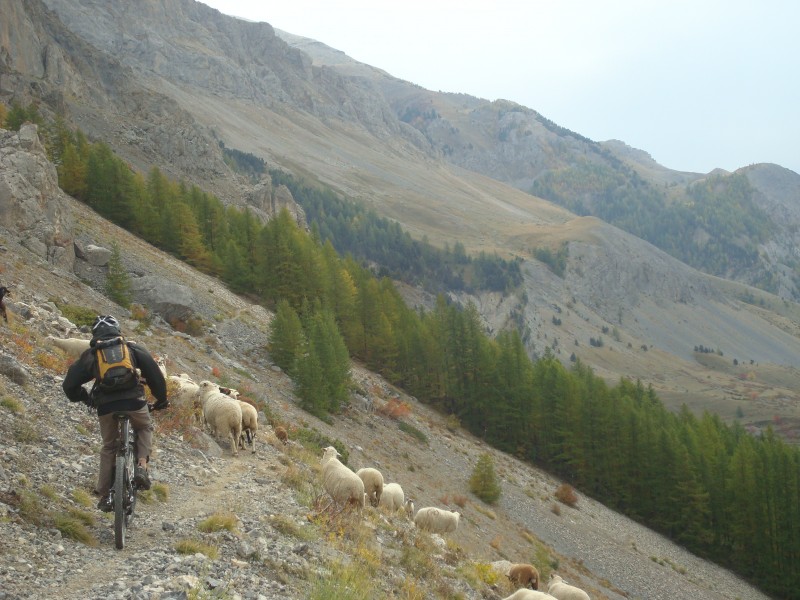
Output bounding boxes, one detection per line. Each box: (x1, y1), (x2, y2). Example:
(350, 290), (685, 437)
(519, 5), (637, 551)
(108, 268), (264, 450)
(111, 411), (139, 550)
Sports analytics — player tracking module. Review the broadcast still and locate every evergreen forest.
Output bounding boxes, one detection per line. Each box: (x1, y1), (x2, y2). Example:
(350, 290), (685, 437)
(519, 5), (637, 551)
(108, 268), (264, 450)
(23, 112), (800, 599)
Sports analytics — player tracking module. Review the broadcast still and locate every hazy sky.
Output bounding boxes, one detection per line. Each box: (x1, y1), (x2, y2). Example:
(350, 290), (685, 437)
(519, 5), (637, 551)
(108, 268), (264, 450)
(199, 1), (800, 175)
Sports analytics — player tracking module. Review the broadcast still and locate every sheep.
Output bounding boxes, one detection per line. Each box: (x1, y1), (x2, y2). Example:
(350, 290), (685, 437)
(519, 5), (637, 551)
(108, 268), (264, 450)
(46, 335), (91, 359)
(507, 563), (541, 590)
(274, 425), (288, 444)
(502, 590), (558, 600)
(320, 446), (365, 510)
(378, 483), (414, 517)
(547, 575), (590, 600)
(378, 482), (405, 512)
(413, 506), (460, 534)
(356, 467), (384, 507)
(219, 386), (240, 399)
(197, 380), (242, 456)
(166, 374), (200, 411)
(237, 399), (258, 453)
(0, 285), (10, 323)
(156, 354), (168, 378)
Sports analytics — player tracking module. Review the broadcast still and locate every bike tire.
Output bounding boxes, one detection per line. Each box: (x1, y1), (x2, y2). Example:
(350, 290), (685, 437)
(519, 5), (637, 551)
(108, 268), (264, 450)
(113, 454), (126, 549)
(125, 433), (138, 526)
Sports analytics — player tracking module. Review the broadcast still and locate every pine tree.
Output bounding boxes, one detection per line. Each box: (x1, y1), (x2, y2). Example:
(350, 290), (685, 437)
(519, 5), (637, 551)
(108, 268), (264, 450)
(268, 300), (305, 377)
(469, 452), (501, 504)
(105, 241), (132, 308)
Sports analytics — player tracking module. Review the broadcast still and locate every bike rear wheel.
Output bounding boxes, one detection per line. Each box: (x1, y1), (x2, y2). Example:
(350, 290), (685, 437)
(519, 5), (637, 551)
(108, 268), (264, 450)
(113, 454), (126, 549)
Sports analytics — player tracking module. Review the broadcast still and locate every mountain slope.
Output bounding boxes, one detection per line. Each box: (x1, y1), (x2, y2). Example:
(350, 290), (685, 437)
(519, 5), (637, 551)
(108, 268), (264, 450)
(0, 124), (773, 600)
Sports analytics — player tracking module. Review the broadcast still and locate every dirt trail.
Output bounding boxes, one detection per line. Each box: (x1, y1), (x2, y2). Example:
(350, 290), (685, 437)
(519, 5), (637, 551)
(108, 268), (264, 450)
(56, 447), (277, 595)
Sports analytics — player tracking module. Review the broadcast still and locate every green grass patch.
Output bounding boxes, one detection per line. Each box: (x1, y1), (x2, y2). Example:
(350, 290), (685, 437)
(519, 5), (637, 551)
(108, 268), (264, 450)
(398, 421), (428, 445)
(198, 512), (239, 533)
(52, 513), (98, 546)
(39, 484), (58, 502)
(12, 422), (40, 443)
(308, 561), (373, 600)
(270, 514), (316, 541)
(292, 427), (349, 464)
(175, 538), (219, 559)
(67, 507), (95, 526)
(1, 396), (23, 413)
(72, 488), (94, 508)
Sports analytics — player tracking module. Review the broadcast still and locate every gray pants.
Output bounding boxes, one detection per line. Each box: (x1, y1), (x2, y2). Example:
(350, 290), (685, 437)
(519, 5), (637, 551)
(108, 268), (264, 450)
(96, 405), (153, 496)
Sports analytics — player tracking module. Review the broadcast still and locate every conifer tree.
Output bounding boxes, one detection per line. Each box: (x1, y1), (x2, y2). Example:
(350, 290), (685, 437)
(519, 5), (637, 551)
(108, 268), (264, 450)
(105, 241), (132, 308)
(268, 300), (305, 377)
(469, 452), (501, 504)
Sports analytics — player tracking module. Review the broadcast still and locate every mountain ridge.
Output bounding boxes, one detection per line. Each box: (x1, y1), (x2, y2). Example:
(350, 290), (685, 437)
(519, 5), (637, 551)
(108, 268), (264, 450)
(3, 0), (799, 437)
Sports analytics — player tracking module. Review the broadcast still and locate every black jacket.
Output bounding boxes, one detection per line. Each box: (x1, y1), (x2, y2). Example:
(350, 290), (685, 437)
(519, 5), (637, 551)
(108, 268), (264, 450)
(62, 338), (168, 416)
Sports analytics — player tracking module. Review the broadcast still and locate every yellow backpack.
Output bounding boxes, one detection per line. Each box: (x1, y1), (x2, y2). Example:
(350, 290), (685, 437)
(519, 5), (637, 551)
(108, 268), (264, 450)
(94, 336), (139, 393)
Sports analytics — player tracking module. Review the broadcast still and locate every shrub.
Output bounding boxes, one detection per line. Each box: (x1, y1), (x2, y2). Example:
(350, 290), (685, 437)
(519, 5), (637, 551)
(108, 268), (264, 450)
(452, 494), (467, 508)
(445, 413), (461, 432)
(469, 453), (501, 504)
(57, 304), (97, 328)
(554, 483), (578, 507)
(377, 397), (411, 419)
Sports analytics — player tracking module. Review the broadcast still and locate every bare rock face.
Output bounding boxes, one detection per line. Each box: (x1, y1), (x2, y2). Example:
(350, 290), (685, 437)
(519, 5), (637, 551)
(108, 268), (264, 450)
(247, 180), (307, 228)
(128, 275), (201, 323)
(0, 124), (75, 270)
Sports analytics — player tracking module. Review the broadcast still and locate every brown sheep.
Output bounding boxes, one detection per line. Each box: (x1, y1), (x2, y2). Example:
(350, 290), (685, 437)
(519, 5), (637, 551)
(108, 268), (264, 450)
(507, 563), (540, 590)
(0, 286), (10, 323)
(274, 425), (288, 444)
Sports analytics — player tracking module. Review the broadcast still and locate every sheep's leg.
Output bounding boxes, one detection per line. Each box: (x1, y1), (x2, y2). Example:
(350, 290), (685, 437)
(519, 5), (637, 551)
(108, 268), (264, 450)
(250, 432), (256, 454)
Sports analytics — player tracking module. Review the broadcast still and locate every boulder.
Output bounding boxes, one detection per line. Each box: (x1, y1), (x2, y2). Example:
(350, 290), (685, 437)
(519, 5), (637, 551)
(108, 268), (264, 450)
(129, 275), (201, 323)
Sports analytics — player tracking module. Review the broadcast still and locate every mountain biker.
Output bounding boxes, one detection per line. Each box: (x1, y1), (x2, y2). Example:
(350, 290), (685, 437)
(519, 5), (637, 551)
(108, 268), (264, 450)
(62, 315), (169, 512)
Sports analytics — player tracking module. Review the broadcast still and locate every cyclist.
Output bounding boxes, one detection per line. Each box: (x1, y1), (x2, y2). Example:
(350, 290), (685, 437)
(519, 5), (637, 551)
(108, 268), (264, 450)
(62, 315), (169, 512)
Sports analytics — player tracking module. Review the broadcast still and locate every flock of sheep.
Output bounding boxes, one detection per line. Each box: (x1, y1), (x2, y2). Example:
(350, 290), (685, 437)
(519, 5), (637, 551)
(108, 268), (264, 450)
(317, 444), (591, 599)
(47, 335), (591, 598)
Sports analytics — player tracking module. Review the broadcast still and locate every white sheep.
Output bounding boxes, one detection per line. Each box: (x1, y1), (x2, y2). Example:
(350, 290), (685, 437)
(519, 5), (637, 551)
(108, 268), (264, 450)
(378, 482), (414, 517)
(46, 335), (90, 359)
(378, 482), (405, 512)
(237, 399), (258, 453)
(166, 374), (201, 424)
(547, 575), (590, 600)
(156, 354), (168, 378)
(197, 380), (242, 456)
(321, 446), (365, 510)
(356, 467), (384, 507)
(413, 506), (460, 534)
(502, 590), (558, 600)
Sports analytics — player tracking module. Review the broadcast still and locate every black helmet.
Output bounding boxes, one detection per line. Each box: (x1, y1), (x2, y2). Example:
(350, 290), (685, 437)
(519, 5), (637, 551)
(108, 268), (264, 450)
(92, 314), (121, 338)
